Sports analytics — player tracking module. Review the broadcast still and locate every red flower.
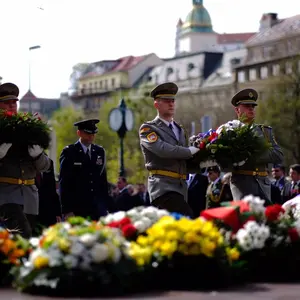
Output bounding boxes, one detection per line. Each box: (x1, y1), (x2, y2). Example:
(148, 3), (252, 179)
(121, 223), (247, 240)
(288, 228), (299, 242)
(122, 224), (137, 238)
(4, 111), (14, 117)
(199, 142), (206, 149)
(118, 217), (131, 227)
(107, 221), (119, 228)
(265, 204), (285, 222)
(208, 132), (218, 141)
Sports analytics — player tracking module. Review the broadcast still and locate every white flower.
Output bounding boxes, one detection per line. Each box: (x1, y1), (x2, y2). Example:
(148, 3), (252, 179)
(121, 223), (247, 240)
(236, 221), (270, 251)
(112, 211), (126, 222)
(79, 233), (97, 247)
(107, 242), (122, 263)
(63, 254), (78, 268)
(133, 220), (147, 232)
(70, 241), (86, 256)
(242, 195), (266, 214)
(156, 209), (169, 218)
(140, 207), (158, 219)
(90, 243), (109, 263)
(140, 217), (152, 229)
(29, 237), (40, 247)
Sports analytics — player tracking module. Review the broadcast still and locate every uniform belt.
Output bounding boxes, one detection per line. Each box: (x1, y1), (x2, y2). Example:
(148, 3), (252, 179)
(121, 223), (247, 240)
(149, 170), (187, 180)
(232, 170), (268, 177)
(0, 177), (35, 185)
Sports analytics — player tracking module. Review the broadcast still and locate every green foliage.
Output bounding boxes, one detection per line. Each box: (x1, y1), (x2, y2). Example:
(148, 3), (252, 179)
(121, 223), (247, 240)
(51, 89), (156, 185)
(256, 57), (300, 164)
(0, 110), (51, 148)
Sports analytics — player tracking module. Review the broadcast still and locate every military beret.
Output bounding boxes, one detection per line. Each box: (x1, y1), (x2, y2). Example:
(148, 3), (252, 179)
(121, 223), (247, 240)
(74, 118), (99, 134)
(0, 82), (19, 102)
(231, 88), (258, 107)
(150, 82), (178, 100)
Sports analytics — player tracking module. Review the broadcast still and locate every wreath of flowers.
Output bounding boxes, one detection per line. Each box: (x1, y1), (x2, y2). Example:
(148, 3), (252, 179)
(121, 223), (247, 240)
(0, 227), (30, 286)
(0, 110), (51, 149)
(12, 217), (142, 297)
(189, 120), (271, 169)
(201, 195), (300, 282)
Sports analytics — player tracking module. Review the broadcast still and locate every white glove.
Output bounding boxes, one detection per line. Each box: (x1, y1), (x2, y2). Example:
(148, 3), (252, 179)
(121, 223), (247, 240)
(188, 146), (200, 155)
(28, 145), (43, 158)
(0, 143), (12, 159)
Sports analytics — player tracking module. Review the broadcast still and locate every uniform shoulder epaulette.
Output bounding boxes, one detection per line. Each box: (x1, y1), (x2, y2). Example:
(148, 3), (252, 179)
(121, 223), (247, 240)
(63, 144), (75, 150)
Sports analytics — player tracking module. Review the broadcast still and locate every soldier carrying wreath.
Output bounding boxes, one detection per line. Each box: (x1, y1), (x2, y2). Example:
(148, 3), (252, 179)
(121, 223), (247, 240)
(0, 83), (50, 238)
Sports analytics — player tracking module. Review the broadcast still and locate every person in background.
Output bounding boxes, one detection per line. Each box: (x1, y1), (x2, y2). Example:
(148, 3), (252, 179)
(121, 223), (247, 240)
(35, 158), (61, 234)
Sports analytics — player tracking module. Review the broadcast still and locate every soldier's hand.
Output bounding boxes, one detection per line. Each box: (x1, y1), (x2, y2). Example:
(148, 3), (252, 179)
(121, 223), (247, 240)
(0, 143), (12, 159)
(28, 145), (43, 158)
(188, 146), (200, 155)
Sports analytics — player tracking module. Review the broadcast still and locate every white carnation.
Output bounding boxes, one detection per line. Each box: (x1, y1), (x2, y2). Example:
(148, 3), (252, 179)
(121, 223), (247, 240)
(242, 195), (266, 214)
(79, 233), (97, 247)
(112, 211), (126, 222)
(90, 243), (109, 263)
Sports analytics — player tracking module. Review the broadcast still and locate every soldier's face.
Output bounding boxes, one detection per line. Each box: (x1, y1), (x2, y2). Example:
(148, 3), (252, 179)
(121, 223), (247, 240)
(0, 99), (18, 113)
(77, 130), (95, 145)
(235, 104), (256, 122)
(290, 169), (300, 182)
(154, 99), (175, 116)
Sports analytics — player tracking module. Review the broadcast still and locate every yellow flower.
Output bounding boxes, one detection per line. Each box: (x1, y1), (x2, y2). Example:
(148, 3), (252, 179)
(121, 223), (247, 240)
(184, 231), (200, 244)
(166, 230), (180, 241)
(199, 221), (214, 235)
(57, 238), (70, 252)
(227, 247), (240, 261)
(136, 235), (149, 246)
(200, 239), (216, 257)
(33, 256), (49, 269)
(159, 241), (177, 257)
(175, 218), (194, 232)
(128, 243), (153, 266)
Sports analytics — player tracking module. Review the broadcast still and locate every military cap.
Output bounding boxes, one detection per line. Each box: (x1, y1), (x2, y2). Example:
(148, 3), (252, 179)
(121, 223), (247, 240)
(0, 82), (19, 102)
(231, 88), (258, 107)
(207, 165), (220, 173)
(150, 82), (178, 100)
(74, 119), (99, 134)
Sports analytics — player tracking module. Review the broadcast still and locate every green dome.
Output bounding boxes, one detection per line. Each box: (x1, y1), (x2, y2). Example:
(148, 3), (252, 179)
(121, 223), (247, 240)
(181, 2), (213, 35)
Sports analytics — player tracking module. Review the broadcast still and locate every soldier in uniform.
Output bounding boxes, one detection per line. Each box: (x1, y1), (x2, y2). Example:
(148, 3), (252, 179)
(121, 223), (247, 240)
(205, 165), (223, 209)
(0, 82), (50, 238)
(59, 119), (111, 220)
(139, 82), (201, 217)
(229, 88), (283, 204)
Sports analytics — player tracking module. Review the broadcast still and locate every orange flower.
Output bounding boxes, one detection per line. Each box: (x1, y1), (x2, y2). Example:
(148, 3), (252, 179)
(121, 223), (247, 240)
(0, 239), (16, 255)
(0, 230), (9, 240)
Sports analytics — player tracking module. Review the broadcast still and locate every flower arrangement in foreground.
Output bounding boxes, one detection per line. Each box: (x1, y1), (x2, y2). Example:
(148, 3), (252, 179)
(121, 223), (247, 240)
(12, 217), (142, 297)
(0, 110), (51, 152)
(100, 206), (170, 239)
(128, 215), (239, 290)
(189, 120), (271, 169)
(201, 195), (300, 282)
(0, 227), (30, 286)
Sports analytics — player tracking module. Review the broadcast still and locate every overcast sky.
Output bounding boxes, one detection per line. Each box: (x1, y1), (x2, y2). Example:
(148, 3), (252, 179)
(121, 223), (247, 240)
(0, 0), (299, 98)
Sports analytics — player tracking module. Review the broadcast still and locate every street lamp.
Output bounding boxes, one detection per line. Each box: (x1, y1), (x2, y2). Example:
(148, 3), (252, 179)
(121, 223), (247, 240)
(28, 45), (41, 112)
(108, 99), (134, 177)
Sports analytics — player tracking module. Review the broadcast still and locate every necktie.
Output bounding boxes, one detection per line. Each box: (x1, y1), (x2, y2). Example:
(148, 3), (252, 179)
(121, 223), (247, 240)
(86, 148), (90, 160)
(169, 123), (173, 130)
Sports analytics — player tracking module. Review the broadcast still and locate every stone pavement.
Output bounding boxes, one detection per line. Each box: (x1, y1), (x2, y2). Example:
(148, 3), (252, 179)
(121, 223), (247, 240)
(2, 284), (300, 299)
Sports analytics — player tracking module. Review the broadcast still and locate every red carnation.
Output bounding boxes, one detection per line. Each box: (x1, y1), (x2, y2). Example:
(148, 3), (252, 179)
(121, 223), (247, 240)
(199, 142), (206, 149)
(265, 204), (285, 222)
(118, 217), (131, 227)
(107, 221), (119, 228)
(122, 224), (137, 238)
(208, 132), (218, 141)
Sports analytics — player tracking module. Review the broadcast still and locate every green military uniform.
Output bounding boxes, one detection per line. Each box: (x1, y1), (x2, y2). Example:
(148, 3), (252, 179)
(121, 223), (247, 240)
(139, 82), (197, 217)
(229, 89), (284, 204)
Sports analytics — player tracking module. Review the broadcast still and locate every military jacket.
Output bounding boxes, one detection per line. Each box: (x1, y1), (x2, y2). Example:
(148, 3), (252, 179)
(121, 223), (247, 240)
(139, 116), (196, 202)
(59, 141), (110, 217)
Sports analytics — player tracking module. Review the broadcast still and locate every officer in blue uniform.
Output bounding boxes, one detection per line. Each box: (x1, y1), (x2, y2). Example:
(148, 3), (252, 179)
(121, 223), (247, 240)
(59, 119), (110, 220)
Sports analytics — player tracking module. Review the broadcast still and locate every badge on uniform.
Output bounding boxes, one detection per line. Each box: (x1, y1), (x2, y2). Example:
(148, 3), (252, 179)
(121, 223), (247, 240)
(146, 132), (158, 143)
(96, 156), (103, 165)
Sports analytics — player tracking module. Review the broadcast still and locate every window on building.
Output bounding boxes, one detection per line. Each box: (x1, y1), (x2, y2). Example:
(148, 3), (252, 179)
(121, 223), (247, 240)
(260, 66), (268, 79)
(272, 64), (280, 76)
(104, 80), (108, 90)
(286, 62), (293, 74)
(238, 71), (245, 82)
(111, 78), (115, 88)
(249, 69), (257, 81)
